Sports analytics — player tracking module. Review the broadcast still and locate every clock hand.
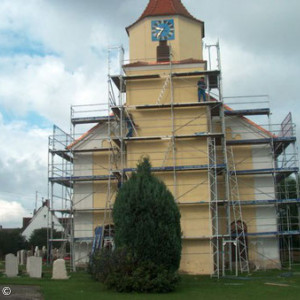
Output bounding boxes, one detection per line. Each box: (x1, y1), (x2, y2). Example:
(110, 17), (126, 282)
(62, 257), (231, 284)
(157, 28), (164, 38)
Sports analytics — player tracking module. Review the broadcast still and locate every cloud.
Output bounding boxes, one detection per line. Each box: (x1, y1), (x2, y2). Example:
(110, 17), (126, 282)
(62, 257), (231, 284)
(0, 114), (49, 209)
(0, 199), (28, 228)
(0, 55), (107, 128)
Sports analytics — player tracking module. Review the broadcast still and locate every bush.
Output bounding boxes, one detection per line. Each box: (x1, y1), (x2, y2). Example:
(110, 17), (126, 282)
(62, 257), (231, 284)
(89, 248), (180, 293)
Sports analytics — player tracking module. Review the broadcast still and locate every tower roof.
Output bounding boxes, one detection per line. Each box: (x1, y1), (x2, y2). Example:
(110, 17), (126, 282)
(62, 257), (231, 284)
(126, 0), (204, 36)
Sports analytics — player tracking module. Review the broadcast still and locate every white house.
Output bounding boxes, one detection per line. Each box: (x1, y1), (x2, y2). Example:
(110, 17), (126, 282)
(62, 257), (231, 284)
(22, 200), (64, 240)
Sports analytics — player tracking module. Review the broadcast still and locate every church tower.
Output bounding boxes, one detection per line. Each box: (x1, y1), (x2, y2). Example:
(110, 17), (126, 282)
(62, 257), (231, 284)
(122, 0), (220, 275)
(126, 0), (205, 62)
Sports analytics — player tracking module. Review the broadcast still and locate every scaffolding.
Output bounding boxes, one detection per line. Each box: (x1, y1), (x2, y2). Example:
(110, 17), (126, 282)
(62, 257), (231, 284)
(48, 43), (300, 276)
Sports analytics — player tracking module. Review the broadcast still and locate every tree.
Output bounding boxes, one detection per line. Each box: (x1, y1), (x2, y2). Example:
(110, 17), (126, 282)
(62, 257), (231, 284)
(0, 229), (27, 259)
(278, 176), (299, 230)
(113, 157), (182, 271)
(29, 228), (61, 249)
(89, 157), (181, 292)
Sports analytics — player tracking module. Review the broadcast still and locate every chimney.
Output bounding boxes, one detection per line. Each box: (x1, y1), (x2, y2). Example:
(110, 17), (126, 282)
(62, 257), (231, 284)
(157, 40), (170, 62)
(43, 199), (50, 208)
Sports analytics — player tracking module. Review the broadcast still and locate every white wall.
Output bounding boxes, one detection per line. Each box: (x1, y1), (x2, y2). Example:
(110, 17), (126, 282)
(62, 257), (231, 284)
(22, 206), (64, 240)
(74, 212), (93, 239)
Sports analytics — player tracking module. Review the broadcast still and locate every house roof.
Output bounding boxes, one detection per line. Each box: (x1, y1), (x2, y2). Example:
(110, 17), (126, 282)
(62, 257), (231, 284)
(224, 104), (274, 138)
(126, 0), (205, 36)
(67, 123), (103, 150)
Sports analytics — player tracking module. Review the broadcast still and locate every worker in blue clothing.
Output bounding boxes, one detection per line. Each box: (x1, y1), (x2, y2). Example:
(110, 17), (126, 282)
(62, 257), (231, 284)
(126, 113), (137, 138)
(197, 77), (207, 102)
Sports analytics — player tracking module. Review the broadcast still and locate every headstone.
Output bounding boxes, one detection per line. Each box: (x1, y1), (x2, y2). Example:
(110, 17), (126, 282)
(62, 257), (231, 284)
(42, 246), (47, 257)
(52, 259), (68, 279)
(27, 256), (42, 278)
(5, 253), (18, 277)
(34, 246), (39, 257)
(20, 250), (27, 265)
(17, 251), (21, 264)
(26, 256), (31, 273)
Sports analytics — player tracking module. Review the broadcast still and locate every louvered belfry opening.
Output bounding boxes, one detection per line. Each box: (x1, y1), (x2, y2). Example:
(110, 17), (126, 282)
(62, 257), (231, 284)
(157, 40), (170, 62)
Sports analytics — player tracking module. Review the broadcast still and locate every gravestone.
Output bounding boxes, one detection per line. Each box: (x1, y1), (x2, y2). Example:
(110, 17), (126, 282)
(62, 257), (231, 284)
(27, 249), (33, 257)
(27, 256), (42, 278)
(5, 253), (18, 277)
(20, 250), (27, 265)
(36, 249), (43, 257)
(42, 246), (47, 257)
(26, 256), (31, 273)
(17, 251), (21, 264)
(34, 246), (39, 257)
(52, 259), (68, 279)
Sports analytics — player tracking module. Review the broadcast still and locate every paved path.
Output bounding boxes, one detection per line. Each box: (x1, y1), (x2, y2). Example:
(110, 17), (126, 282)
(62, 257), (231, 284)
(0, 285), (44, 300)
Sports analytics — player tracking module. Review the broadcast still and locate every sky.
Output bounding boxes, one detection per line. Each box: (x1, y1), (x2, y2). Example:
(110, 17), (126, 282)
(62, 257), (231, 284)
(0, 0), (300, 228)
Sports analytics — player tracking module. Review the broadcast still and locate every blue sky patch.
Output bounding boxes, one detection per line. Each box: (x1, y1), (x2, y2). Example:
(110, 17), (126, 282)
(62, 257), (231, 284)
(0, 29), (57, 57)
(0, 106), (52, 129)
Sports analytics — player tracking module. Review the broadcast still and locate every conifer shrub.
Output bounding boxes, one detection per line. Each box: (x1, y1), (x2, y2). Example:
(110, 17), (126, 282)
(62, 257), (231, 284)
(90, 157), (182, 292)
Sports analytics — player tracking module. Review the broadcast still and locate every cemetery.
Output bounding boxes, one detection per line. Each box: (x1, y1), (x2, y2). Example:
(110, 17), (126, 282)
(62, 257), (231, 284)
(0, 247), (300, 299)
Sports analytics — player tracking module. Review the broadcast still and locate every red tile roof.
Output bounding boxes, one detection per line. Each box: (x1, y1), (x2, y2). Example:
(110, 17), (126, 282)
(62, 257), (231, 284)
(67, 123), (102, 149)
(126, 0), (204, 36)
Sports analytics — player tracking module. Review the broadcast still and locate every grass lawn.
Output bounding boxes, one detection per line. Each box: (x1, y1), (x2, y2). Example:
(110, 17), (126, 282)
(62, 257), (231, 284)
(1, 264), (300, 300)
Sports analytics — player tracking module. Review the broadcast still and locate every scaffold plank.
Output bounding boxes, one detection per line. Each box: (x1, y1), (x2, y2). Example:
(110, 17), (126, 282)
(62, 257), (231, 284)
(234, 167), (298, 176)
(132, 101), (221, 110)
(124, 164), (226, 173)
(233, 198), (300, 205)
(73, 148), (114, 153)
(49, 175), (117, 185)
(50, 150), (73, 163)
(227, 136), (296, 146)
(124, 133), (223, 142)
(71, 116), (114, 125)
(225, 108), (270, 116)
(241, 230), (300, 237)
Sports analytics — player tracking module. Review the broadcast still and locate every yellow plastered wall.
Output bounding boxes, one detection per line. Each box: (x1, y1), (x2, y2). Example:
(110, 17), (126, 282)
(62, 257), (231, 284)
(180, 240), (213, 274)
(93, 212), (113, 232)
(232, 145), (254, 171)
(127, 139), (208, 169)
(157, 172), (209, 203)
(93, 152), (110, 176)
(125, 76), (204, 106)
(181, 206), (211, 237)
(93, 182), (118, 209)
(128, 108), (208, 137)
(128, 16), (203, 62)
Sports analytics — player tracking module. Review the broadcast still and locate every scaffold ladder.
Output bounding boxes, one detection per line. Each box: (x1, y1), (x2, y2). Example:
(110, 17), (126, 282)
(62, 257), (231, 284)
(208, 137), (220, 277)
(156, 75), (170, 104)
(227, 146), (250, 274)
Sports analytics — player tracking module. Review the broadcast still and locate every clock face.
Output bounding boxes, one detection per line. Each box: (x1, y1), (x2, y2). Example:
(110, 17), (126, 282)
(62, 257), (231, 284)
(151, 19), (175, 41)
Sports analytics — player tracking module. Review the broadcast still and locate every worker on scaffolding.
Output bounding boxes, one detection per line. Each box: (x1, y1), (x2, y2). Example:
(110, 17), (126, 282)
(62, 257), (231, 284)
(197, 77), (207, 102)
(126, 113), (137, 138)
